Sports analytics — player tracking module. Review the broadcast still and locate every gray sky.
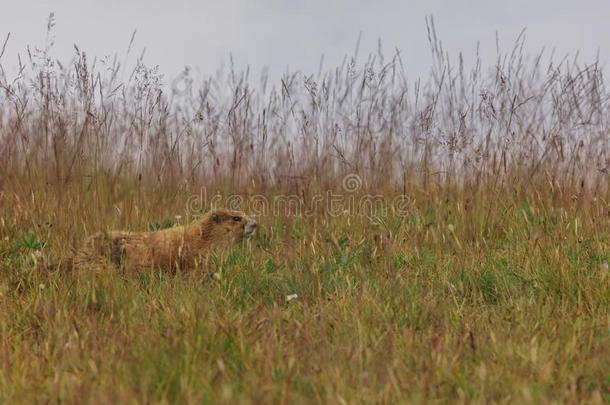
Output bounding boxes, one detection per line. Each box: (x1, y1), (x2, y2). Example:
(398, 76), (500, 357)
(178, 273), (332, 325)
(1, 0), (608, 82)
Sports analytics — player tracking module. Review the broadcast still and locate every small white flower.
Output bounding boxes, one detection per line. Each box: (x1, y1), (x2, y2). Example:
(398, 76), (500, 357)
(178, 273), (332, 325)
(286, 294), (298, 302)
(599, 262), (609, 271)
(38, 283), (46, 291)
(175, 215), (182, 221)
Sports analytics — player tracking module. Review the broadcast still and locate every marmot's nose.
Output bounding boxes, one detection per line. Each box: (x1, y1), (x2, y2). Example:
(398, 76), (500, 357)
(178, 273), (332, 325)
(245, 218), (257, 231)
(244, 218), (258, 240)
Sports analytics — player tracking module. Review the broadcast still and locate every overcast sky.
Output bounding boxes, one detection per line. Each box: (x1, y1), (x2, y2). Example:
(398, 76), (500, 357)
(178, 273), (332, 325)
(0, 0), (608, 83)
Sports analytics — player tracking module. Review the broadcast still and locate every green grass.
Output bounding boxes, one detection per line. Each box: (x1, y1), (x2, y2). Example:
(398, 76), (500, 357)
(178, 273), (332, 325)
(0, 188), (608, 403)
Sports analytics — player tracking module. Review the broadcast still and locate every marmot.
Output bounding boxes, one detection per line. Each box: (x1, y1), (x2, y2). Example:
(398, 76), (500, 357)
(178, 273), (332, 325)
(71, 209), (257, 272)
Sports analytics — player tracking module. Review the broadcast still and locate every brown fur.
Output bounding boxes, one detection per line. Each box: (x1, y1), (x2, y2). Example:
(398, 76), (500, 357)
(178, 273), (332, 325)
(72, 209), (257, 272)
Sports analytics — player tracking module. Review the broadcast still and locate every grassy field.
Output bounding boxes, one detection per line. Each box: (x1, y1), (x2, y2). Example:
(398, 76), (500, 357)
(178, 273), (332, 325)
(0, 20), (609, 403)
(0, 181), (608, 403)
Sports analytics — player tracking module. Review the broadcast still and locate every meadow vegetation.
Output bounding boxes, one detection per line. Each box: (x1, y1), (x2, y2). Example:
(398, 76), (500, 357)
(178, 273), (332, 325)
(0, 18), (608, 403)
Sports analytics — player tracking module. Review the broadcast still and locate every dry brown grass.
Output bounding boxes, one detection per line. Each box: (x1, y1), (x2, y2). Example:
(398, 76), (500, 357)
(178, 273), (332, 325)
(0, 17), (608, 403)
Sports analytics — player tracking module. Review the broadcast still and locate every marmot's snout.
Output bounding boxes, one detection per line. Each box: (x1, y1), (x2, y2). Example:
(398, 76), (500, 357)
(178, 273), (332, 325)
(244, 218), (257, 240)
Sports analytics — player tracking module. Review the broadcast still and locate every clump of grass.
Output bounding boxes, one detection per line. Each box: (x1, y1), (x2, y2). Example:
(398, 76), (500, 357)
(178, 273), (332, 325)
(0, 16), (608, 403)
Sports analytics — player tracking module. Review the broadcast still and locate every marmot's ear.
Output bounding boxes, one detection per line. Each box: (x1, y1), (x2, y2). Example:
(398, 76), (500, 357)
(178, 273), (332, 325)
(212, 212), (220, 223)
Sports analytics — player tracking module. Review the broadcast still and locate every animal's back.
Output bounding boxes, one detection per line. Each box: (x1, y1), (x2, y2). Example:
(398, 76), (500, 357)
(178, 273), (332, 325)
(73, 230), (146, 270)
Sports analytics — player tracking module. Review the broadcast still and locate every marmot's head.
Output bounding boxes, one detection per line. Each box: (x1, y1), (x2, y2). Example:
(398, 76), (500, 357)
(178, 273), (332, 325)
(199, 209), (257, 244)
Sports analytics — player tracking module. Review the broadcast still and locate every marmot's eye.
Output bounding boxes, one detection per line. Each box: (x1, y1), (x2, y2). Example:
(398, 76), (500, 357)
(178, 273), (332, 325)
(232, 216), (242, 222)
